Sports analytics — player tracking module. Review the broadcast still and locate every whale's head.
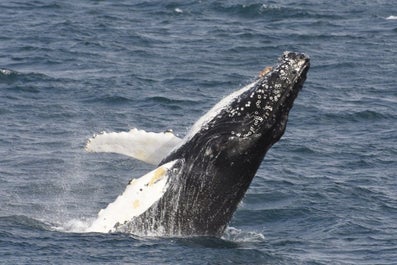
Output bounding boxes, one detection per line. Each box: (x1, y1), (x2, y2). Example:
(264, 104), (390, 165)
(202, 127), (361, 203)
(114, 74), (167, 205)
(183, 51), (310, 150)
(226, 51), (310, 143)
(166, 51), (310, 169)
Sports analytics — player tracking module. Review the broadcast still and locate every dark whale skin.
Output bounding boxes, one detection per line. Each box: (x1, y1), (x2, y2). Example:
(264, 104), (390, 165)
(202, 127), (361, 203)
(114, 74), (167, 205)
(120, 52), (310, 237)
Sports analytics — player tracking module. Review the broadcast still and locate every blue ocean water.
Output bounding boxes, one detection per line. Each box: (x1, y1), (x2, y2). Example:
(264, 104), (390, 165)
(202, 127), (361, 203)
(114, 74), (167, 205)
(1, 0), (396, 264)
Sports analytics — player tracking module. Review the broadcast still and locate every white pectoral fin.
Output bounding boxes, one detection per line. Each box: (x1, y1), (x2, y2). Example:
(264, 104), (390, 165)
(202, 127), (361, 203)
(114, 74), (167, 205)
(86, 160), (180, 233)
(85, 128), (182, 165)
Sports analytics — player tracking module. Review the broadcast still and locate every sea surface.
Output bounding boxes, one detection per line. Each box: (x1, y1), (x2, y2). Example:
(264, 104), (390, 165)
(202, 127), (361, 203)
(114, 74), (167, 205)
(1, 1), (396, 264)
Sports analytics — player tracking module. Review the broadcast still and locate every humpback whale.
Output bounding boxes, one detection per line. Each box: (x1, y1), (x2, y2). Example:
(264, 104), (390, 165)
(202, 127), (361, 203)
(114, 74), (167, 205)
(86, 51), (310, 236)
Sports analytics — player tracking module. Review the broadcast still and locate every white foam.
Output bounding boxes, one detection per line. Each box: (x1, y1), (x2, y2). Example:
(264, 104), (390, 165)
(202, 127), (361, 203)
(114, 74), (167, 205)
(51, 218), (93, 233)
(386, 15), (397, 20)
(0, 69), (13, 75)
(222, 227), (265, 242)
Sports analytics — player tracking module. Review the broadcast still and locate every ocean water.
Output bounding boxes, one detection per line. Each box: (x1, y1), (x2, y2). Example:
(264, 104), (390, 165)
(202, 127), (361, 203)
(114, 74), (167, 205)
(1, 1), (396, 264)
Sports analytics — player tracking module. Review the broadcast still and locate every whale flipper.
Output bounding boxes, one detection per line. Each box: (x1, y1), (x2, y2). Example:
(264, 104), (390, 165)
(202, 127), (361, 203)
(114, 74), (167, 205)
(85, 128), (182, 165)
(87, 159), (181, 233)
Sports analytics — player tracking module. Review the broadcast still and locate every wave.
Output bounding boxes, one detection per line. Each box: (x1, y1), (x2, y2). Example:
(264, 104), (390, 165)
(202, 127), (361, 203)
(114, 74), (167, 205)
(322, 110), (393, 123)
(209, 2), (341, 20)
(0, 215), (52, 231)
(0, 68), (16, 76)
(0, 68), (51, 84)
(386, 15), (397, 20)
(1, 1), (62, 10)
(145, 95), (199, 106)
(0, 215), (93, 234)
(213, 3), (278, 16)
(81, 94), (201, 113)
(212, 2), (286, 18)
(0, 68), (20, 82)
(86, 95), (133, 105)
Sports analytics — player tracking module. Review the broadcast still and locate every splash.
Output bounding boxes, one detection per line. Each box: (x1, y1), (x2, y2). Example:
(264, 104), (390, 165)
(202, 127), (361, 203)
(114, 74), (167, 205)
(53, 218), (93, 233)
(0, 68), (14, 75)
(222, 227), (266, 243)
